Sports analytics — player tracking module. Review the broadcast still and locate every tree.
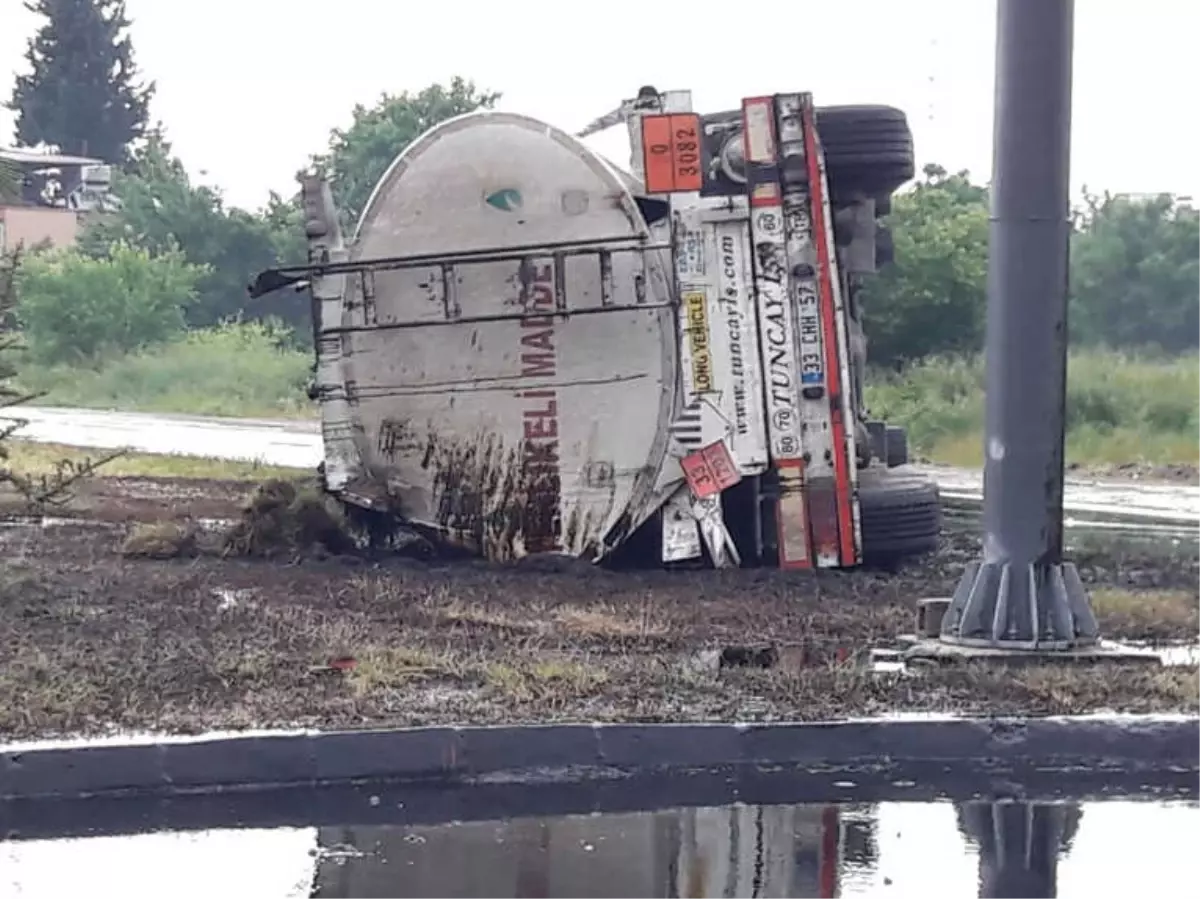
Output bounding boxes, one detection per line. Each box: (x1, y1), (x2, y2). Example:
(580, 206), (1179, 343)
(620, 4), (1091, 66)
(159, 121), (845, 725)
(16, 243), (203, 364)
(862, 165), (990, 366)
(77, 132), (308, 336)
(0, 251), (23, 404)
(7, 0), (154, 163)
(863, 169), (1198, 366)
(312, 77), (500, 225)
(1069, 193), (1199, 353)
(1, 249), (121, 503)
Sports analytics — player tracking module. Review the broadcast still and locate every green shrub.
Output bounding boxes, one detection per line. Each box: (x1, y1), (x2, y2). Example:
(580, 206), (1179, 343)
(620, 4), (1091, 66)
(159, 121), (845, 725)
(866, 349), (1199, 466)
(18, 321), (313, 418)
(16, 243), (203, 364)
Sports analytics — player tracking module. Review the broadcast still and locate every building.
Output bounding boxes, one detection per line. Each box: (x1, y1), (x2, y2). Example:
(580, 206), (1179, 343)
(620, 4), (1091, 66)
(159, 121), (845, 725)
(0, 146), (117, 253)
(0, 204), (81, 253)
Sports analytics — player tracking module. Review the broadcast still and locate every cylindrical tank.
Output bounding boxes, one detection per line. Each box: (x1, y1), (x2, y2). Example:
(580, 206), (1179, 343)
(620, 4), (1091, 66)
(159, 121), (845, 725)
(333, 111), (679, 561)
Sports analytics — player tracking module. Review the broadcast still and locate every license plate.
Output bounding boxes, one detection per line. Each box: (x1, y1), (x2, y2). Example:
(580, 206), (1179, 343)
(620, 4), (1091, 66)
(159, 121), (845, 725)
(796, 288), (823, 385)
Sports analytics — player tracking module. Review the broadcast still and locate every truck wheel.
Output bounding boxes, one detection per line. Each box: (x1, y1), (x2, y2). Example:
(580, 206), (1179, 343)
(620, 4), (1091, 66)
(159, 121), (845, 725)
(858, 465), (940, 566)
(815, 105), (915, 196)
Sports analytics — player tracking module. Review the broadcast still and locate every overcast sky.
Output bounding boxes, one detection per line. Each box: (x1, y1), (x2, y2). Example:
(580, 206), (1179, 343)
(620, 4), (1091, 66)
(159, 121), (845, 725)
(1, 0), (1196, 211)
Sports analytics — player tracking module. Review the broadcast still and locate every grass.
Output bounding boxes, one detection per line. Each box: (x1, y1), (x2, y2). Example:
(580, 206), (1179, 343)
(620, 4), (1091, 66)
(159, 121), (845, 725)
(3, 440), (309, 482)
(15, 322), (314, 419)
(1090, 587), (1198, 643)
(866, 348), (1199, 468)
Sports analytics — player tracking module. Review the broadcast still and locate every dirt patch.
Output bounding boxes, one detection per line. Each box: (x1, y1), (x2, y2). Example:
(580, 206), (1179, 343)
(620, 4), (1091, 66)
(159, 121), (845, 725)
(0, 474), (254, 524)
(220, 479), (357, 559)
(121, 521), (200, 560)
(115, 479), (358, 562)
(0, 477), (1196, 741)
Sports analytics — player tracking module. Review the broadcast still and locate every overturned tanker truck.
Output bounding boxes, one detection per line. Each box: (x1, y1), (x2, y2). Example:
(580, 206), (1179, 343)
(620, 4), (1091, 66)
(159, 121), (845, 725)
(250, 86), (941, 569)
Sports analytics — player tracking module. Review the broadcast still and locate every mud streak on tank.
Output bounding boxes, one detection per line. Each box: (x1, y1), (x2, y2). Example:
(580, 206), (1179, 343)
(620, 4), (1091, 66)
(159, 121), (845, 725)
(421, 429), (572, 561)
(377, 418), (415, 460)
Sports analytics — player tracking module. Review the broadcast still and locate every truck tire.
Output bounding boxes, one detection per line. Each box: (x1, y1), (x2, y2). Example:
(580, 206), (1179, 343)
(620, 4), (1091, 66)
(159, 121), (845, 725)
(858, 465), (940, 566)
(815, 105), (915, 197)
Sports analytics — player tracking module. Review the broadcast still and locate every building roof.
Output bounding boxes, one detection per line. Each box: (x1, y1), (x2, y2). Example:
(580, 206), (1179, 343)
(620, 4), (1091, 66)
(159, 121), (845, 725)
(0, 147), (104, 167)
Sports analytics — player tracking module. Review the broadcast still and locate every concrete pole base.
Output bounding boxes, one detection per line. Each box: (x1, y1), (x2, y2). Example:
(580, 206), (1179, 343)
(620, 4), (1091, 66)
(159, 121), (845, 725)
(900, 563), (1163, 665)
(899, 627), (1164, 665)
(939, 559), (1100, 650)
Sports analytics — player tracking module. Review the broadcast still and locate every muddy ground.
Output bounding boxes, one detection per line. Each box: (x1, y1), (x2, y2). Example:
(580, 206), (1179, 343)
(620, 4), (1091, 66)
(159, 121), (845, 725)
(1065, 460), (1200, 485)
(0, 477), (1197, 742)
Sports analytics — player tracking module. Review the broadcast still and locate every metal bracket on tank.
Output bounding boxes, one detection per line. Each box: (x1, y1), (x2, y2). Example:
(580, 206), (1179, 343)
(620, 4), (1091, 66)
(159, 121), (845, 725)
(574, 86), (692, 139)
(249, 235), (670, 300)
(694, 494), (740, 568)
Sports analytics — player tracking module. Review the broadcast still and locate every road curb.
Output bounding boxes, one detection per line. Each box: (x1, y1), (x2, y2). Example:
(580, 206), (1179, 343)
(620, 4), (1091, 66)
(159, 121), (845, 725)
(2, 715), (1196, 801)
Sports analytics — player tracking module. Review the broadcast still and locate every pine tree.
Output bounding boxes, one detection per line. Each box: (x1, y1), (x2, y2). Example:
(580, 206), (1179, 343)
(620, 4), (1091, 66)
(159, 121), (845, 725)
(6, 0), (155, 163)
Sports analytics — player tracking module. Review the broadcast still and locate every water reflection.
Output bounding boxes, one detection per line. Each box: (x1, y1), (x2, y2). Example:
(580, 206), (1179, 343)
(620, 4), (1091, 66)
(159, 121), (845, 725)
(956, 802), (1080, 898)
(307, 800), (1194, 898)
(312, 804), (870, 898)
(2, 799), (1196, 898)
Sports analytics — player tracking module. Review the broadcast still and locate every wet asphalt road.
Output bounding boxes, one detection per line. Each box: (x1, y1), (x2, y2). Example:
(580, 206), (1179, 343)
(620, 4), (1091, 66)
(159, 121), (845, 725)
(2, 795), (1197, 897)
(3, 405), (1197, 527)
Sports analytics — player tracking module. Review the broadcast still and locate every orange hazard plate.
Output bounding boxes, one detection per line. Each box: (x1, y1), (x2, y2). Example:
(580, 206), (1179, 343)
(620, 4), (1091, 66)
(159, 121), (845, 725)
(641, 113), (703, 194)
(681, 440), (742, 499)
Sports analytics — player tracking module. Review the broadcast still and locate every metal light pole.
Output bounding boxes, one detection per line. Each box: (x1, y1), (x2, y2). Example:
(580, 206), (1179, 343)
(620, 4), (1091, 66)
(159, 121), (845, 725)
(935, 0), (1103, 650)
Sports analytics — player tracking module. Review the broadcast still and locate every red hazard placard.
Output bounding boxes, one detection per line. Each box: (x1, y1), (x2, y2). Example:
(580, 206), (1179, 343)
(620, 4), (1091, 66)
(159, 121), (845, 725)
(641, 113), (704, 194)
(681, 440), (742, 499)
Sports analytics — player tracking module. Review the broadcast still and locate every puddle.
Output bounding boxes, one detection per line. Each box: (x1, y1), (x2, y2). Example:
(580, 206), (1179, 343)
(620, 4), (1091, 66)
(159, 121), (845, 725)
(1, 797), (1195, 897)
(871, 640), (1199, 671)
(210, 587), (257, 611)
(1161, 646), (1199, 665)
(942, 501), (1200, 544)
(0, 516), (110, 530)
(932, 464), (1200, 527)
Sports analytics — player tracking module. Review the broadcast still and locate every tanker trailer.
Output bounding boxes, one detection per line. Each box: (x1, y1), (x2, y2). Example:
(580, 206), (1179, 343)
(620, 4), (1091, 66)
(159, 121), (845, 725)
(250, 86), (941, 569)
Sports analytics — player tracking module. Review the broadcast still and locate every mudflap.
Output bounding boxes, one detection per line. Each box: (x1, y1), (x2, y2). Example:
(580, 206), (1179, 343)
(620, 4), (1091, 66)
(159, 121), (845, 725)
(658, 486), (741, 569)
(676, 439), (744, 569)
(661, 487), (702, 563)
(693, 494), (741, 568)
(658, 455), (744, 570)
